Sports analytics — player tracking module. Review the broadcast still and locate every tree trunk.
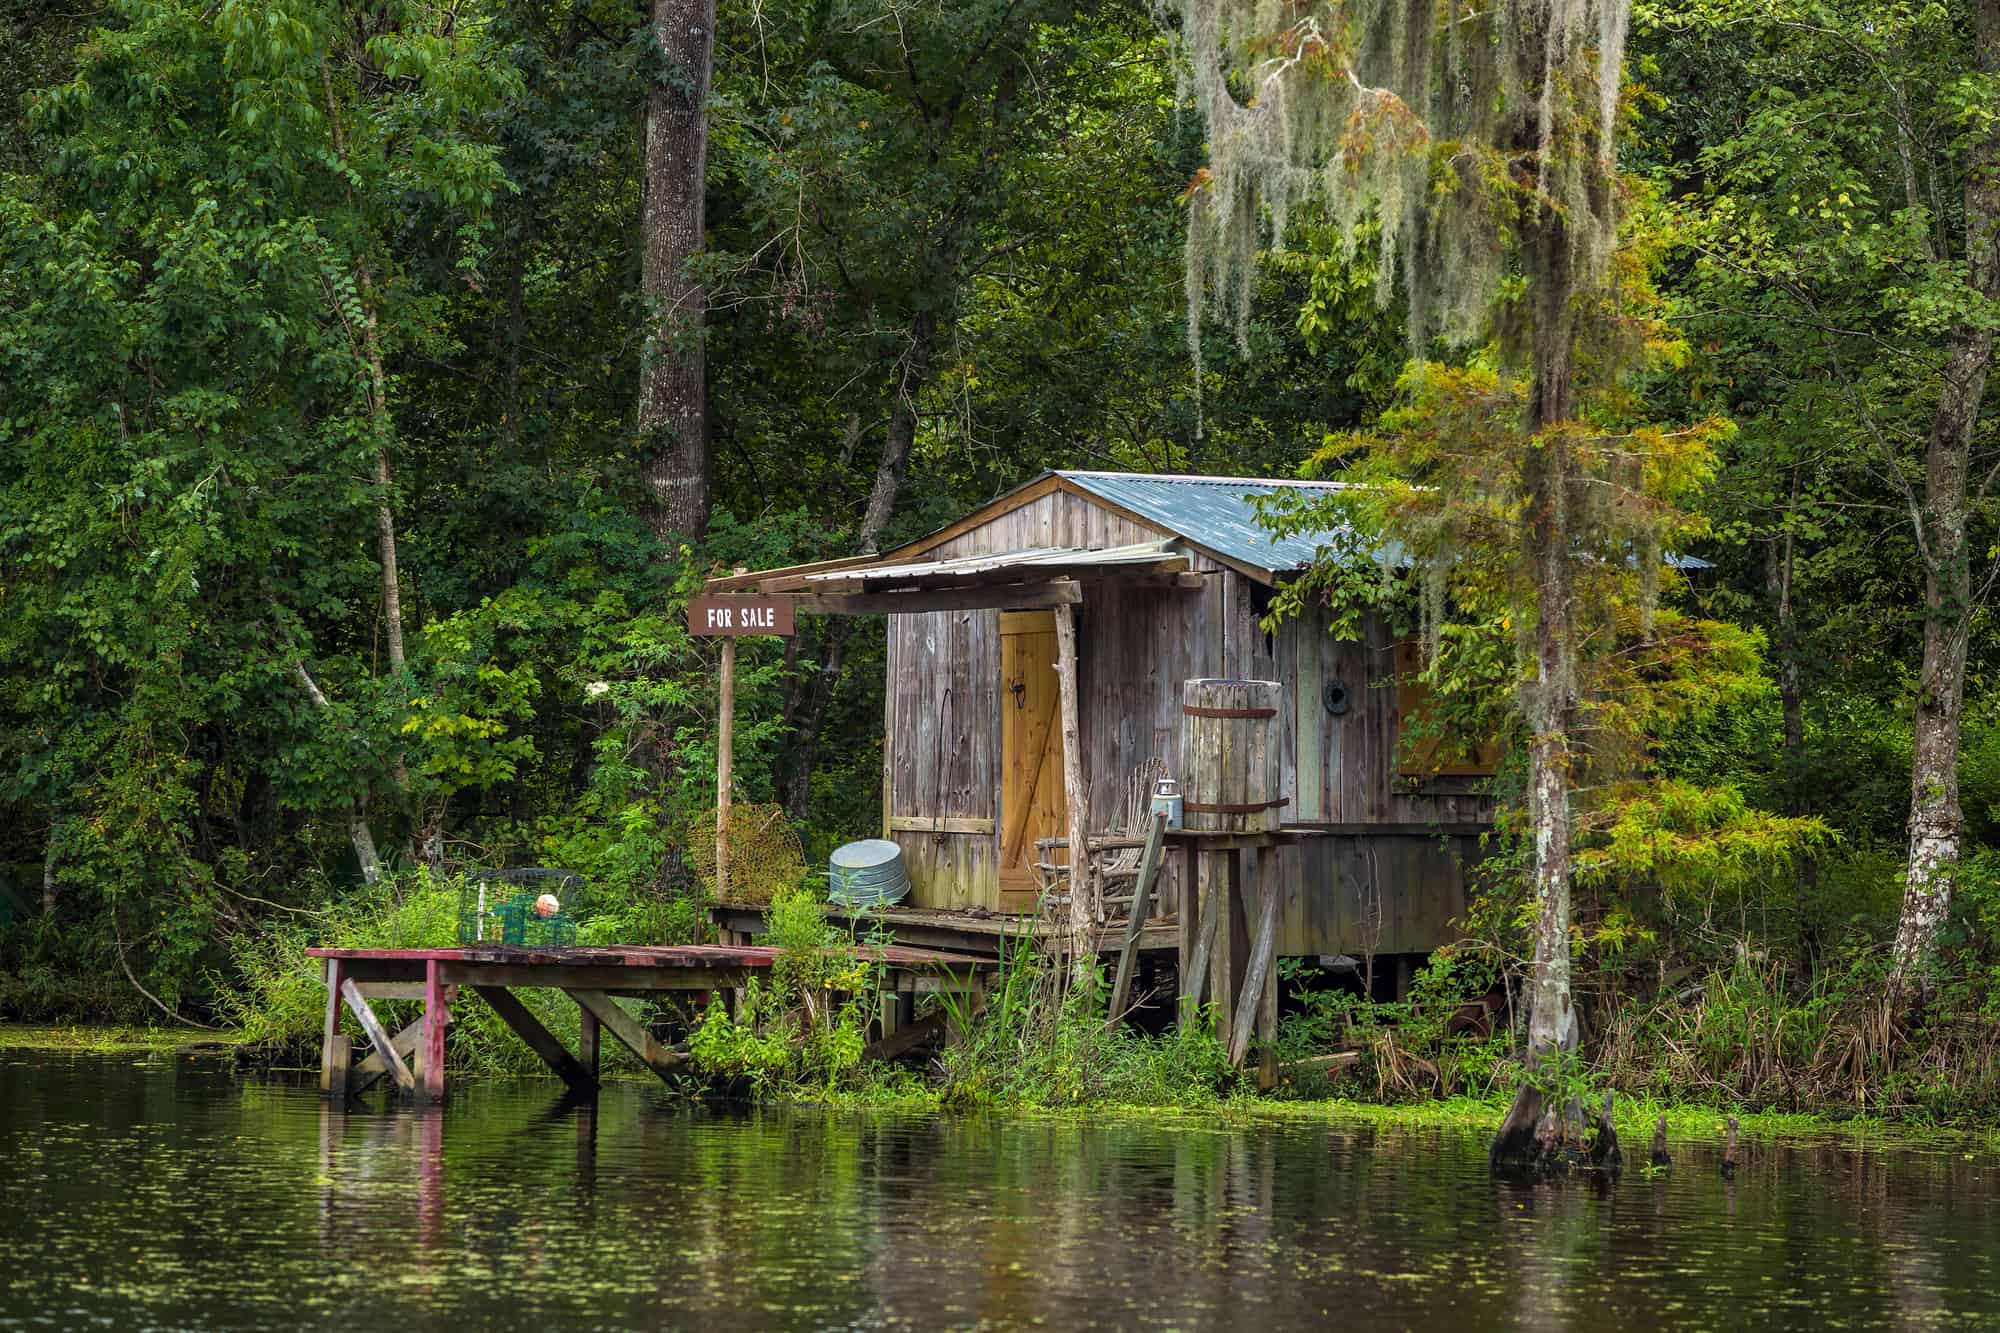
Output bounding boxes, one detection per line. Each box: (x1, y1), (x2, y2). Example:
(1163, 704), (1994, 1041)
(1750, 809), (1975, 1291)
(320, 56), (409, 812)
(1887, 0), (2000, 1016)
(40, 825), (58, 915)
(291, 662), (385, 885)
(636, 0), (715, 543)
(775, 315), (939, 819)
(372, 438), (406, 677)
(1493, 209), (1581, 1170)
(500, 202), (533, 454)
(1765, 520), (1804, 815)
(857, 311), (938, 553)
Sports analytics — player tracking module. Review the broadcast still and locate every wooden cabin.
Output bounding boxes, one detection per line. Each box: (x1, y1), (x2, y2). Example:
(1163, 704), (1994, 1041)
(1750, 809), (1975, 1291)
(706, 470), (1495, 963)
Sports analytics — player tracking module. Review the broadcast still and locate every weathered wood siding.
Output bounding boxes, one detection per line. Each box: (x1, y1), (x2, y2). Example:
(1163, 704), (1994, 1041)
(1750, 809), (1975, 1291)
(880, 486), (1492, 942)
(885, 490), (1173, 909)
(885, 608), (999, 908)
(1276, 609), (1495, 827)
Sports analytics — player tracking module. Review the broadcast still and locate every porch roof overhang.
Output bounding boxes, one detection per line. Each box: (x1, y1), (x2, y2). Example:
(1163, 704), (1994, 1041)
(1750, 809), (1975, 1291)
(705, 540), (1202, 615)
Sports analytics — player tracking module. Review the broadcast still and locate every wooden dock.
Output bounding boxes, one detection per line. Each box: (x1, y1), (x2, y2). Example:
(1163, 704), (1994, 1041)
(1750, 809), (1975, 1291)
(310, 942), (991, 1102)
(709, 902), (1181, 958)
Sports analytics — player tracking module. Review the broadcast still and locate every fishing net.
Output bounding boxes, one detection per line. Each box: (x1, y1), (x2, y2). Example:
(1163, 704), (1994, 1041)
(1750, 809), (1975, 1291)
(686, 804), (808, 905)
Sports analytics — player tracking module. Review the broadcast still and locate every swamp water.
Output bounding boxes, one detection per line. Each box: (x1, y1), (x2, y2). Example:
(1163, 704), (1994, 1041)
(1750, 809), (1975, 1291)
(4, 1047), (2000, 1330)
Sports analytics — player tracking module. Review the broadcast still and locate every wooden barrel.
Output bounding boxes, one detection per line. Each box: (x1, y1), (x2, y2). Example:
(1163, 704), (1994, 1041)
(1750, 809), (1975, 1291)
(1178, 678), (1284, 834)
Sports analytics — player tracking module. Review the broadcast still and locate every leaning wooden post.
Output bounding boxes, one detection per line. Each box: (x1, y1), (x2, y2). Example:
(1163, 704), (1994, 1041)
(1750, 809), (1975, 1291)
(1106, 810), (1168, 1029)
(1053, 601), (1091, 953)
(341, 976), (416, 1097)
(717, 635), (735, 901)
(422, 959), (448, 1103)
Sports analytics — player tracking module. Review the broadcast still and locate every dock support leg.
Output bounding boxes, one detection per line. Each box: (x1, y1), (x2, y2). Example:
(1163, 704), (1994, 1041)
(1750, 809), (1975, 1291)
(350, 1018), (425, 1096)
(568, 989), (682, 1086)
(1183, 851), (1222, 1027)
(320, 958), (348, 1096)
(879, 992), (901, 1044)
(578, 1006), (600, 1086)
(323, 1036), (352, 1099)
(1206, 850), (1247, 1046)
(475, 986), (597, 1095)
(423, 960), (449, 1103)
(341, 977), (416, 1097)
(1229, 845), (1282, 1083)
(1258, 847), (1280, 1089)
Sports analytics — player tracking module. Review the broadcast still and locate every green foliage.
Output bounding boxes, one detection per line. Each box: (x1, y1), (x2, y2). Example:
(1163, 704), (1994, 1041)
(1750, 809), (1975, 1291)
(1273, 951), (1514, 1102)
(688, 886), (879, 1092)
(940, 947), (1240, 1108)
(1, 0), (1998, 1132)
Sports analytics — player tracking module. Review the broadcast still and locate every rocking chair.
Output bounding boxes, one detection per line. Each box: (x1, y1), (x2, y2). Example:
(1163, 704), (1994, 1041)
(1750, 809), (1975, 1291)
(1034, 757), (1170, 925)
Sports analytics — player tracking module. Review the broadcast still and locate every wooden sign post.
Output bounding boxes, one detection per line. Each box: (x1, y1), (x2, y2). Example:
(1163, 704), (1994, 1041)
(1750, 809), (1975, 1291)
(689, 594), (796, 900)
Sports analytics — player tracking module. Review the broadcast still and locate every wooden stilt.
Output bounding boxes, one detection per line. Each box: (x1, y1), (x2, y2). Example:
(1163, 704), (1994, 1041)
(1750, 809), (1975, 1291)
(1107, 811), (1168, 1029)
(568, 988), (683, 1085)
(865, 1010), (947, 1062)
(1229, 846), (1282, 1069)
(340, 976), (415, 1096)
(1053, 600), (1091, 935)
(423, 960), (448, 1103)
(1256, 845), (1280, 1089)
(1209, 850), (1248, 1046)
(718, 636), (734, 902)
(1183, 852), (1222, 1024)
(879, 992), (902, 1043)
(323, 1036), (352, 1099)
(319, 958), (345, 1095)
(578, 1006), (600, 1085)
(474, 985), (597, 1094)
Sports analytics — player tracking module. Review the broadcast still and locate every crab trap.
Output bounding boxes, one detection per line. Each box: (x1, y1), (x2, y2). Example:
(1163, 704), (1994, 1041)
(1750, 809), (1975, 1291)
(457, 868), (582, 947)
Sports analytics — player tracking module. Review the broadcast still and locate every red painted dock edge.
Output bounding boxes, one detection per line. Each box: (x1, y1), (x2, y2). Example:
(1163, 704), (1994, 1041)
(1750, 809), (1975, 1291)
(305, 942), (984, 968)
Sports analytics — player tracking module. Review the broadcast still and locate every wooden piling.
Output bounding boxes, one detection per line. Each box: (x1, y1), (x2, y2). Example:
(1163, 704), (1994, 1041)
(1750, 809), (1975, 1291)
(322, 1036), (351, 1099)
(578, 1006), (600, 1084)
(422, 959), (448, 1103)
(319, 957), (345, 1096)
(1053, 601), (1090, 933)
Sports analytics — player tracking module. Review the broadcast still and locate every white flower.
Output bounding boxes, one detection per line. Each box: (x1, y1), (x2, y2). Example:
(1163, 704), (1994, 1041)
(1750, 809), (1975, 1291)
(584, 680), (611, 700)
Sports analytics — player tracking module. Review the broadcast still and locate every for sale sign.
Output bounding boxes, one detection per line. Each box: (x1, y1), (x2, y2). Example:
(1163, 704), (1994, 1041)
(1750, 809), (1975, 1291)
(688, 594), (796, 637)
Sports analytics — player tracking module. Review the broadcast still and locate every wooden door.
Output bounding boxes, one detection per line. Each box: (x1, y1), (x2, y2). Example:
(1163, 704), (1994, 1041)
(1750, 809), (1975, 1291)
(999, 610), (1065, 904)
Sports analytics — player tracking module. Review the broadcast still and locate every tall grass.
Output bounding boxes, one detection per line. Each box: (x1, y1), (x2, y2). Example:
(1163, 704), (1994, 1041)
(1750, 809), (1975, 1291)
(937, 940), (1239, 1108)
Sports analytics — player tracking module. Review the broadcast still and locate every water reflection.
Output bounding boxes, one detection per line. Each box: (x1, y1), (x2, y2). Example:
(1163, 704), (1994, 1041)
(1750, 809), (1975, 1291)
(3, 1048), (1998, 1329)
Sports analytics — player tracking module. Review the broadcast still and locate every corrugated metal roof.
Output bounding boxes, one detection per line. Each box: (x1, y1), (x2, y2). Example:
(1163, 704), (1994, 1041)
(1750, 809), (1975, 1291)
(1055, 471), (1709, 573)
(1057, 471), (1375, 574)
(805, 541), (1180, 585)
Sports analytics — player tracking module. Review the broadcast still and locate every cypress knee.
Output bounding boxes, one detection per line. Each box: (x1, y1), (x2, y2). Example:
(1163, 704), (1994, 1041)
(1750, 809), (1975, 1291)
(1649, 1114), (1672, 1171)
(1589, 1090), (1621, 1172)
